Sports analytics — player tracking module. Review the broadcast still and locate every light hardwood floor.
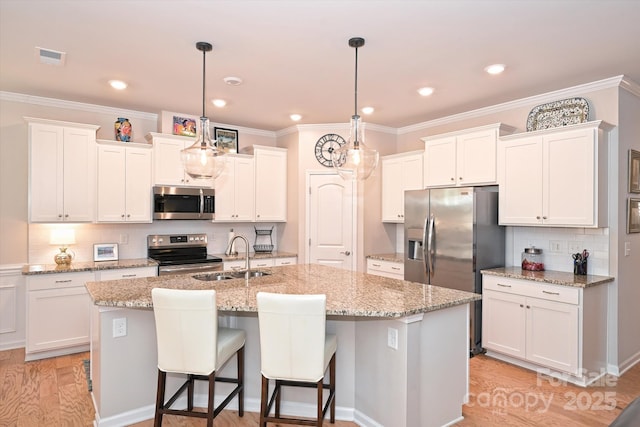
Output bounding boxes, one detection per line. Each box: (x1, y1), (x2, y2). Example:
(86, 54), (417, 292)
(1, 347), (638, 426)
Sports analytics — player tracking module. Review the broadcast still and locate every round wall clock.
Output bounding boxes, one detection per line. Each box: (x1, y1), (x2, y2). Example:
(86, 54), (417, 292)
(315, 133), (346, 167)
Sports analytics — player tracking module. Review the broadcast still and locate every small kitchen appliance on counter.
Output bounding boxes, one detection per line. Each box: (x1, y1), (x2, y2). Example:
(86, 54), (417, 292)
(147, 233), (222, 276)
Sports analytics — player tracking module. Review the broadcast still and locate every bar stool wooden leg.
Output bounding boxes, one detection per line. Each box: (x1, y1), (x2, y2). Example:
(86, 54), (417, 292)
(154, 369), (166, 427)
(238, 346), (245, 417)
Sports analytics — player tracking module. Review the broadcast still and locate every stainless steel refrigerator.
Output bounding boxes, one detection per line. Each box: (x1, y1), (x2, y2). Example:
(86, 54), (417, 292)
(404, 186), (505, 354)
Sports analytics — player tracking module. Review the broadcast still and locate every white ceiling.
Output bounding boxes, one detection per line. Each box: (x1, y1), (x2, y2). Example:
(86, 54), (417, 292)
(2, 0), (640, 132)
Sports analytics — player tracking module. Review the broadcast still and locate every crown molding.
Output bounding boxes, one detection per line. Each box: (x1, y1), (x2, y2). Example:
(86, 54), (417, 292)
(620, 76), (640, 98)
(0, 91), (158, 121)
(398, 75), (631, 135)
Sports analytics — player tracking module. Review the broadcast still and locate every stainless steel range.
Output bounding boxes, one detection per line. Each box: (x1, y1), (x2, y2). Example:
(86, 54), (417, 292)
(147, 234), (223, 276)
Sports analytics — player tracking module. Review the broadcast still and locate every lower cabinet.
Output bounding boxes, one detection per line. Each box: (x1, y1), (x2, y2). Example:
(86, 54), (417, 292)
(26, 271), (95, 360)
(26, 267), (157, 360)
(366, 258), (404, 280)
(224, 256), (297, 271)
(482, 274), (607, 385)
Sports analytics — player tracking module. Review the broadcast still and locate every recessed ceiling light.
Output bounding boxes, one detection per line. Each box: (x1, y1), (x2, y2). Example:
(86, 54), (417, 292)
(212, 99), (226, 107)
(108, 80), (128, 90)
(418, 87), (434, 97)
(290, 114), (302, 121)
(223, 76), (243, 86)
(484, 64), (506, 75)
(361, 107), (374, 115)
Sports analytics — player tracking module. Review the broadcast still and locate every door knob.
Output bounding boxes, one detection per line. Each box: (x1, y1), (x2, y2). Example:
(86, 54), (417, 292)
(340, 251), (351, 256)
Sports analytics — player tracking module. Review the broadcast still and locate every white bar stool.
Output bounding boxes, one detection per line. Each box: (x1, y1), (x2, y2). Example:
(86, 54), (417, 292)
(151, 288), (245, 427)
(256, 292), (337, 427)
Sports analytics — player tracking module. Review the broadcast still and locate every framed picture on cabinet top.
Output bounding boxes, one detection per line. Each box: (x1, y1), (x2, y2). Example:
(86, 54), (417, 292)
(628, 198), (640, 234)
(94, 243), (119, 262)
(214, 127), (239, 154)
(172, 115), (197, 137)
(629, 149), (640, 193)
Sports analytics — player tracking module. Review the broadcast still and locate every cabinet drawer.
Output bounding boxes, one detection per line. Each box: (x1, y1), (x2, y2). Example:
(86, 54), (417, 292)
(251, 258), (274, 268)
(367, 259), (404, 278)
(224, 260), (246, 271)
(27, 271), (95, 291)
(97, 267), (157, 281)
(483, 275), (579, 305)
(274, 257), (296, 266)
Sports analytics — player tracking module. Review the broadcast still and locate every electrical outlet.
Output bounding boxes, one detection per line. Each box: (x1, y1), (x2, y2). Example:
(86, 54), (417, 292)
(567, 241), (584, 254)
(387, 327), (398, 350)
(113, 318), (127, 338)
(549, 240), (562, 253)
(625, 242), (631, 257)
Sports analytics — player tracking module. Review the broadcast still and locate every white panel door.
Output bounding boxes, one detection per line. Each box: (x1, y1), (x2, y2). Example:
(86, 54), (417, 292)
(308, 173), (354, 270)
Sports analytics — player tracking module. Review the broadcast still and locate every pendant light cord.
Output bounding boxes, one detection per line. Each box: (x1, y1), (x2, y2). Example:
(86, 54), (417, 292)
(353, 44), (358, 119)
(201, 47), (206, 119)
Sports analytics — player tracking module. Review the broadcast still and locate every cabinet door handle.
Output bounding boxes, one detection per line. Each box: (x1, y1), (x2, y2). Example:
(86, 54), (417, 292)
(55, 279), (72, 283)
(64, 214), (69, 218)
(340, 251), (351, 256)
(542, 216), (547, 220)
(542, 290), (560, 295)
(519, 304), (524, 308)
(497, 283), (511, 288)
(391, 266), (401, 271)
(536, 216), (541, 220)
(58, 214), (63, 218)
(450, 177), (455, 181)
(459, 177), (463, 181)
(122, 274), (137, 278)
(372, 263), (381, 267)
(526, 305), (531, 309)
(279, 261), (291, 265)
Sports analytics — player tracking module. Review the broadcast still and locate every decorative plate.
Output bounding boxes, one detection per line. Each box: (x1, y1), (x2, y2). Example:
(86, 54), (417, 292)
(526, 97), (590, 131)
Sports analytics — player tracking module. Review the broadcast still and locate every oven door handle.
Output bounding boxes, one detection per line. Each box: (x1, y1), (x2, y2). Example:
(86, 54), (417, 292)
(199, 188), (204, 217)
(159, 263), (223, 275)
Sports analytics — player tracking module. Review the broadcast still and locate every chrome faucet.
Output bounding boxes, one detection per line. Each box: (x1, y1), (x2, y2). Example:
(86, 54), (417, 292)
(229, 234), (250, 278)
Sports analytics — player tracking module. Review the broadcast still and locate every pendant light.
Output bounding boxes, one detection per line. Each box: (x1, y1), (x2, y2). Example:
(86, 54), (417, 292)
(181, 42), (226, 180)
(331, 37), (379, 181)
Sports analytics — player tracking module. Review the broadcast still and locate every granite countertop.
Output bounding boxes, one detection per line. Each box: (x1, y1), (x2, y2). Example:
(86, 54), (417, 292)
(22, 258), (158, 275)
(217, 251), (297, 262)
(366, 253), (403, 263)
(481, 267), (614, 288)
(85, 264), (480, 318)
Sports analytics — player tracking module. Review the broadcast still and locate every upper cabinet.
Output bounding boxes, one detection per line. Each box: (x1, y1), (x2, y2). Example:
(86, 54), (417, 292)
(97, 141), (152, 223)
(27, 118), (100, 223)
(254, 146), (287, 222)
(214, 154), (255, 222)
(498, 121), (609, 227)
(381, 151), (424, 222)
(146, 132), (214, 188)
(422, 123), (515, 188)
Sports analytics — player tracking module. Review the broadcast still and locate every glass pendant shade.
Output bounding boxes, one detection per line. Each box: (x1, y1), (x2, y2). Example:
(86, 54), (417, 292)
(333, 37), (378, 181)
(180, 41), (225, 180)
(332, 115), (379, 180)
(181, 116), (225, 179)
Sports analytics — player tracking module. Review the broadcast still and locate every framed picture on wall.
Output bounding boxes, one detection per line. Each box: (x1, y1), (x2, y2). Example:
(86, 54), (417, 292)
(628, 198), (640, 233)
(214, 127), (239, 154)
(629, 149), (640, 193)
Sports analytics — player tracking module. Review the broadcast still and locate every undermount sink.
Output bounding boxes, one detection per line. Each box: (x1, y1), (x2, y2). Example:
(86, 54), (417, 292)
(192, 273), (234, 281)
(192, 270), (271, 281)
(228, 270), (271, 279)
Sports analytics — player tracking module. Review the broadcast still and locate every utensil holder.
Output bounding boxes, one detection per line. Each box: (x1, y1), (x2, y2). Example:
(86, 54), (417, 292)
(574, 259), (587, 275)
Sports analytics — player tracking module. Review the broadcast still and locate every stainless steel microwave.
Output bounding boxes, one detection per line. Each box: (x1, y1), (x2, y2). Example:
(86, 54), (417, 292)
(153, 186), (214, 220)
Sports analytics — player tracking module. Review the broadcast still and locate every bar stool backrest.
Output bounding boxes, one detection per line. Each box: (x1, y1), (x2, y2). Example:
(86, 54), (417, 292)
(257, 292), (327, 382)
(152, 288), (218, 376)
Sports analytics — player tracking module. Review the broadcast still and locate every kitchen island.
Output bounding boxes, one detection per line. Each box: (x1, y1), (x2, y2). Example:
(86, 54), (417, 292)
(86, 264), (479, 427)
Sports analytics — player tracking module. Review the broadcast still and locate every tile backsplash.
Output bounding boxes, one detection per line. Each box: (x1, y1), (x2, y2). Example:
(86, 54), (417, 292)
(508, 226), (609, 276)
(28, 222), (278, 265)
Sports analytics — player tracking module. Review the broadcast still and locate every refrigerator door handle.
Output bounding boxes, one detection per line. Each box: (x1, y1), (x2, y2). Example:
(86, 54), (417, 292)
(422, 217), (429, 275)
(427, 214), (435, 277)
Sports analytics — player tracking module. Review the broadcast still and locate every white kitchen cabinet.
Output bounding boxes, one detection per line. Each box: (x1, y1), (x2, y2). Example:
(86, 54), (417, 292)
(482, 274), (607, 385)
(97, 142), (152, 223)
(381, 151), (423, 222)
(498, 121), (608, 227)
(366, 258), (404, 280)
(147, 132), (214, 188)
(274, 257), (297, 266)
(254, 146), (287, 222)
(214, 154), (255, 222)
(250, 258), (274, 269)
(27, 118), (100, 223)
(26, 271), (95, 360)
(422, 123), (514, 188)
(95, 266), (157, 281)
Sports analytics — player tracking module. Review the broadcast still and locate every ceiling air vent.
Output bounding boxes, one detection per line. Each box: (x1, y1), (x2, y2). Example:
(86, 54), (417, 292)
(35, 47), (66, 66)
